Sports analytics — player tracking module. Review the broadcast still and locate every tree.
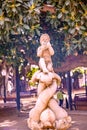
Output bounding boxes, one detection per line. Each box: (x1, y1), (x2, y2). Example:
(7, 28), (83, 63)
(43, 0), (87, 55)
(0, 0), (87, 111)
(0, 0), (42, 41)
(0, 0), (87, 67)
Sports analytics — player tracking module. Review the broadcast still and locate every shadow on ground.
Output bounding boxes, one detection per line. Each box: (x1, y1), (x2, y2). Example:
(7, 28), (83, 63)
(0, 102), (87, 130)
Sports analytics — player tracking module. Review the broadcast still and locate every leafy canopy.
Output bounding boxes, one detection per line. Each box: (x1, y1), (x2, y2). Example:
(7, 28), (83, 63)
(0, 0), (87, 67)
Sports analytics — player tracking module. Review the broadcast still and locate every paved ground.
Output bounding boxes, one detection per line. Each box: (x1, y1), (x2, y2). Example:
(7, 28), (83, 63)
(68, 110), (87, 130)
(0, 108), (87, 130)
(0, 97), (87, 130)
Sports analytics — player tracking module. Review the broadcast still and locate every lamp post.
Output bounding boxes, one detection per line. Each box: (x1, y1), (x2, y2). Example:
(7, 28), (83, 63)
(84, 68), (87, 96)
(65, 71), (73, 110)
(1, 68), (6, 103)
(16, 66), (21, 112)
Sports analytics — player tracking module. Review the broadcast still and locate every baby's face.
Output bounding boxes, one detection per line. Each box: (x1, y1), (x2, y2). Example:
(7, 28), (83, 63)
(40, 34), (50, 45)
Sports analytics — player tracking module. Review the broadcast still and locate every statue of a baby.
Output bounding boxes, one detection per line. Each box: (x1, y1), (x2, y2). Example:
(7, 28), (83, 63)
(37, 33), (54, 73)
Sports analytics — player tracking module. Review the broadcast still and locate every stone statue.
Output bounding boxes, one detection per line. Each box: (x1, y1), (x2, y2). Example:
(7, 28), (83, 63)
(37, 33), (54, 73)
(27, 33), (72, 130)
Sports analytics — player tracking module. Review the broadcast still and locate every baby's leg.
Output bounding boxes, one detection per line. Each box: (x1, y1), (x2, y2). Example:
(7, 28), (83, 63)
(47, 62), (54, 72)
(39, 58), (49, 73)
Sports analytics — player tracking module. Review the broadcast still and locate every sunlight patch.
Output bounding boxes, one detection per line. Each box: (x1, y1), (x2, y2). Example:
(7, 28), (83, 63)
(0, 120), (17, 127)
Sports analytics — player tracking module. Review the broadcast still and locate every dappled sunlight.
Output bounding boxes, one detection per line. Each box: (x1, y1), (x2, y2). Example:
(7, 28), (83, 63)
(71, 120), (76, 124)
(70, 128), (79, 130)
(68, 117), (87, 130)
(69, 122), (80, 130)
(0, 120), (17, 127)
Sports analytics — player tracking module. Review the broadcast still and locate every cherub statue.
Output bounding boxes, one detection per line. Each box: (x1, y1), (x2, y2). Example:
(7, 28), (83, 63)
(27, 33), (72, 130)
(37, 33), (54, 73)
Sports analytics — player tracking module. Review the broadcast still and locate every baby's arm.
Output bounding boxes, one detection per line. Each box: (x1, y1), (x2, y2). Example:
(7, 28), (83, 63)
(37, 45), (48, 57)
(47, 43), (54, 56)
(37, 46), (45, 57)
(37, 46), (42, 57)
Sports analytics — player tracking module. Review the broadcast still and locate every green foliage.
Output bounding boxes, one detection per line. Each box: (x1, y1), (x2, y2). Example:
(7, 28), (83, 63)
(0, 0), (42, 41)
(26, 65), (39, 86)
(26, 66), (39, 80)
(0, 0), (87, 68)
(44, 0), (87, 55)
(72, 67), (84, 78)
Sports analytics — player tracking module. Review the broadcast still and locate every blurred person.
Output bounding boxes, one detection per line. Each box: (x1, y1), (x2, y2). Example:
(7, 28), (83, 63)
(57, 88), (64, 107)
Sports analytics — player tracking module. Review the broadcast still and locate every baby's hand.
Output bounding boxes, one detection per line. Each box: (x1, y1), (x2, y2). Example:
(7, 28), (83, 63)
(47, 42), (51, 48)
(41, 44), (48, 50)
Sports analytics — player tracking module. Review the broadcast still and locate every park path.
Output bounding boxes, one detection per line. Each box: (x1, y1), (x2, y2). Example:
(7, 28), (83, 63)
(0, 96), (87, 130)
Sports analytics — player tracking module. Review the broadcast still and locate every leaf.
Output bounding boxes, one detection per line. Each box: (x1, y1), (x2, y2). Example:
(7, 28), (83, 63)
(36, 29), (40, 36)
(23, 24), (30, 30)
(80, 26), (86, 30)
(16, 3), (21, 7)
(65, 0), (70, 6)
(17, 0), (23, 3)
(0, 21), (4, 25)
(69, 28), (75, 34)
(34, 8), (40, 14)
(79, 30), (82, 34)
(0, 9), (2, 15)
(50, 19), (54, 24)
(5, 18), (11, 22)
(12, 8), (17, 13)
(58, 12), (62, 19)
(79, 2), (87, 11)
(85, 37), (87, 41)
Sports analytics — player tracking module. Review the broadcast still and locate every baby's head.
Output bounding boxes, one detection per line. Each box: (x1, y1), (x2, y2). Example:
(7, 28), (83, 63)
(40, 33), (50, 45)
